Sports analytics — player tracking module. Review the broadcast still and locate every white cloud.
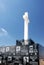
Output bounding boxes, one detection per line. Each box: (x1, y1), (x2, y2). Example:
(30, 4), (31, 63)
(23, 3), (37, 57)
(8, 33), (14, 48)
(0, 28), (15, 46)
(0, 28), (8, 36)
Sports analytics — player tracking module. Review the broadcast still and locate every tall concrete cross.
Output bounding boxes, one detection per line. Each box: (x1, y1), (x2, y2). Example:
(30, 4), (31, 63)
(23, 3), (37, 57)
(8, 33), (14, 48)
(23, 12), (30, 45)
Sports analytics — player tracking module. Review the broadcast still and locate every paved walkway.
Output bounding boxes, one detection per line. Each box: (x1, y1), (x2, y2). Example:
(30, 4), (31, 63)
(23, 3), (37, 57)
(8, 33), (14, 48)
(39, 59), (44, 65)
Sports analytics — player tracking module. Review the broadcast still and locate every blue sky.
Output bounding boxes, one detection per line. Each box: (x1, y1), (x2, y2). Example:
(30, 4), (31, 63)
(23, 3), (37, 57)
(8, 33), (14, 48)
(0, 0), (44, 46)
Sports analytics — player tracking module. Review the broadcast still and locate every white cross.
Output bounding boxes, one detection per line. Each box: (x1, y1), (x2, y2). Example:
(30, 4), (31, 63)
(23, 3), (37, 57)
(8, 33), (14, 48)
(23, 12), (30, 43)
